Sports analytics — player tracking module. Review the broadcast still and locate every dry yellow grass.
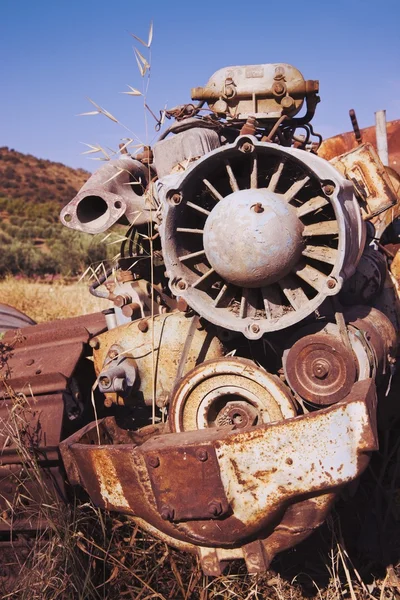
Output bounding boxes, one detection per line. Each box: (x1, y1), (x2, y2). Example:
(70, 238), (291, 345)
(0, 276), (111, 322)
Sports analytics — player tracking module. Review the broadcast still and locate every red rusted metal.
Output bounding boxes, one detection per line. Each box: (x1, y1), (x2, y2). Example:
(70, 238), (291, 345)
(0, 312), (107, 532)
(319, 119), (400, 172)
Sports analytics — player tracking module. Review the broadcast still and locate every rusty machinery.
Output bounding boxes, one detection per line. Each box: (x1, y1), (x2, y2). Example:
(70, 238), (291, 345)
(2, 62), (400, 576)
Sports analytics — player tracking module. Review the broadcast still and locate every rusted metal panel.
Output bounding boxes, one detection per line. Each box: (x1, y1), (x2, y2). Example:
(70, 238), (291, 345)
(0, 393), (64, 464)
(0, 312), (106, 396)
(146, 443), (229, 521)
(331, 143), (397, 220)
(60, 379), (377, 565)
(319, 119), (400, 172)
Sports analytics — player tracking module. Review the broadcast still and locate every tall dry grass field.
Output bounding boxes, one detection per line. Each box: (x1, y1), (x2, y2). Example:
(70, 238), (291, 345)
(0, 276), (111, 322)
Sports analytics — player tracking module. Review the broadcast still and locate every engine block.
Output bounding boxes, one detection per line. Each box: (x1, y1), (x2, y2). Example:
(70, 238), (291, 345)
(2, 62), (400, 578)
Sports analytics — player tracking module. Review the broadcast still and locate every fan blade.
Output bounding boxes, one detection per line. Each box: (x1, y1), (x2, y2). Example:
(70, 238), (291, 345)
(296, 196), (329, 217)
(302, 245), (337, 265)
(302, 221), (339, 236)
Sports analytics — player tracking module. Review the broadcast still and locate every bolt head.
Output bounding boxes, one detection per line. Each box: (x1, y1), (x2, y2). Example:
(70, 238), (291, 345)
(177, 280), (187, 291)
(241, 142), (253, 153)
(148, 456), (160, 468)
(208, 501), (223, 517)
(323, 184), (335, 196)
(138, 320), (149, 333)
(196, 449), (208, 462)
(251, 323), (260, 334)
(171, 193), (182, 205)
(160, 506), (174, 521)
(327, 278), (336, 289)
(312, 360), (330, 379)
(251, 202), (264, 213)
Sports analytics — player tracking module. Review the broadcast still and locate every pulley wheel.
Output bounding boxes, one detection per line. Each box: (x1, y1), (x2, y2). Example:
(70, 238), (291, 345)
(169, 357), (296, 432)
(284, 333), (357, 405)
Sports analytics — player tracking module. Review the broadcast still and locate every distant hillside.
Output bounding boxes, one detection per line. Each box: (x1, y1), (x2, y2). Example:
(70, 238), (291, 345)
(0, 147), (115, 277)
(0, 146), (89, 207)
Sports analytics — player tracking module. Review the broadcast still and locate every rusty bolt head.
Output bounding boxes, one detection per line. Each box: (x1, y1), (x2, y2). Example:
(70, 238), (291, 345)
(312, 360), (330, 379)
(251, 202), (264, 214)
(171, 193), (182, 205)
(26, 359), (34, 366)
(327, 278), (336, 290)
(114, 294), (131, 308)
(160, 505), (174, 521)
(208, 501), (223, 517)
(251, 323), (260, 334)
(138, 320), (149, 333)
(323, 184), (335, 196)
(108, 348), (118, 360)
(148, 456), (160, 468)
(177, 280), (187, 291)
(196, 449), (208, 462)
(241, 142), (254, 154)
(89, 337), (100, 350)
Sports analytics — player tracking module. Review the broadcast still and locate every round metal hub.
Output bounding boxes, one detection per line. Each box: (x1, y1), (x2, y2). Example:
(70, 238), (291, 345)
(169, 357), (296, 432)
(284, 333), (357, 405)
(203, 188), (304, 288)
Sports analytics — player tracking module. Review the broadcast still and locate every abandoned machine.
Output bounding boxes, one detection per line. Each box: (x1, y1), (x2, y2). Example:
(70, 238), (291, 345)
(1, 62), (400, 575)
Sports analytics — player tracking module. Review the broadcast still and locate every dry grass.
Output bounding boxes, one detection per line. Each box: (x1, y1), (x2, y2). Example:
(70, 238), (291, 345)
(0, 276), (111, 322)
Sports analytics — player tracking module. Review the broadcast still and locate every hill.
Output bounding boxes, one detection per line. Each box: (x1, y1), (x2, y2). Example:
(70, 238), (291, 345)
(0, 146), (90, 207)
(0, 147), (114, 277)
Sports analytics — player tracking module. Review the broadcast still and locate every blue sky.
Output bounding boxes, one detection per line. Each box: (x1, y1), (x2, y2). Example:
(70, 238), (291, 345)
(1, 0), (399, 171)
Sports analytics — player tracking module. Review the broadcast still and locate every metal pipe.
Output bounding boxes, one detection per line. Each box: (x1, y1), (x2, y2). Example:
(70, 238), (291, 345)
(375, 110), (389, 166)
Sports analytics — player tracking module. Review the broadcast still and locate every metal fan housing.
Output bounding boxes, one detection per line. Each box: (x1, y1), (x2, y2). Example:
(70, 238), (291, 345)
(158, 136), (366, 339)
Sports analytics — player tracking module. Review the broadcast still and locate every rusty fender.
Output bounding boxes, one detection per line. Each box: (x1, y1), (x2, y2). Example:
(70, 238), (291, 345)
(60, 379), (377, 569)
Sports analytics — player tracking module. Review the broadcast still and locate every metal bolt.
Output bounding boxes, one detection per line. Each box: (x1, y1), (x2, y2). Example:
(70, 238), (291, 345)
(323, 184), (335, 196)
(241, 142), (253, 153)
(148, 456), (160, 468)
(26, 359), (34, 366)
(114, 294), (132, 308)
(251, 203), (264, 214)
(312, 360), (330, 379)
(89, 337), (100, 350)
(138, 319), (149, 333)
(251, 323), (260, 334)
(171, 193), (182, 205)
(208, 500), (223, 517)
(327, 278), (336, 289)
(108, 349), (118, 359)
(196, 449), (208, 462)
(160, 505), (174, 521)
(177, 280), (187, 291)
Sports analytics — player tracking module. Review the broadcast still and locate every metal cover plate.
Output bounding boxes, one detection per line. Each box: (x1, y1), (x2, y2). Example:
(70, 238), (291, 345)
(144, 443), (229, 521)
